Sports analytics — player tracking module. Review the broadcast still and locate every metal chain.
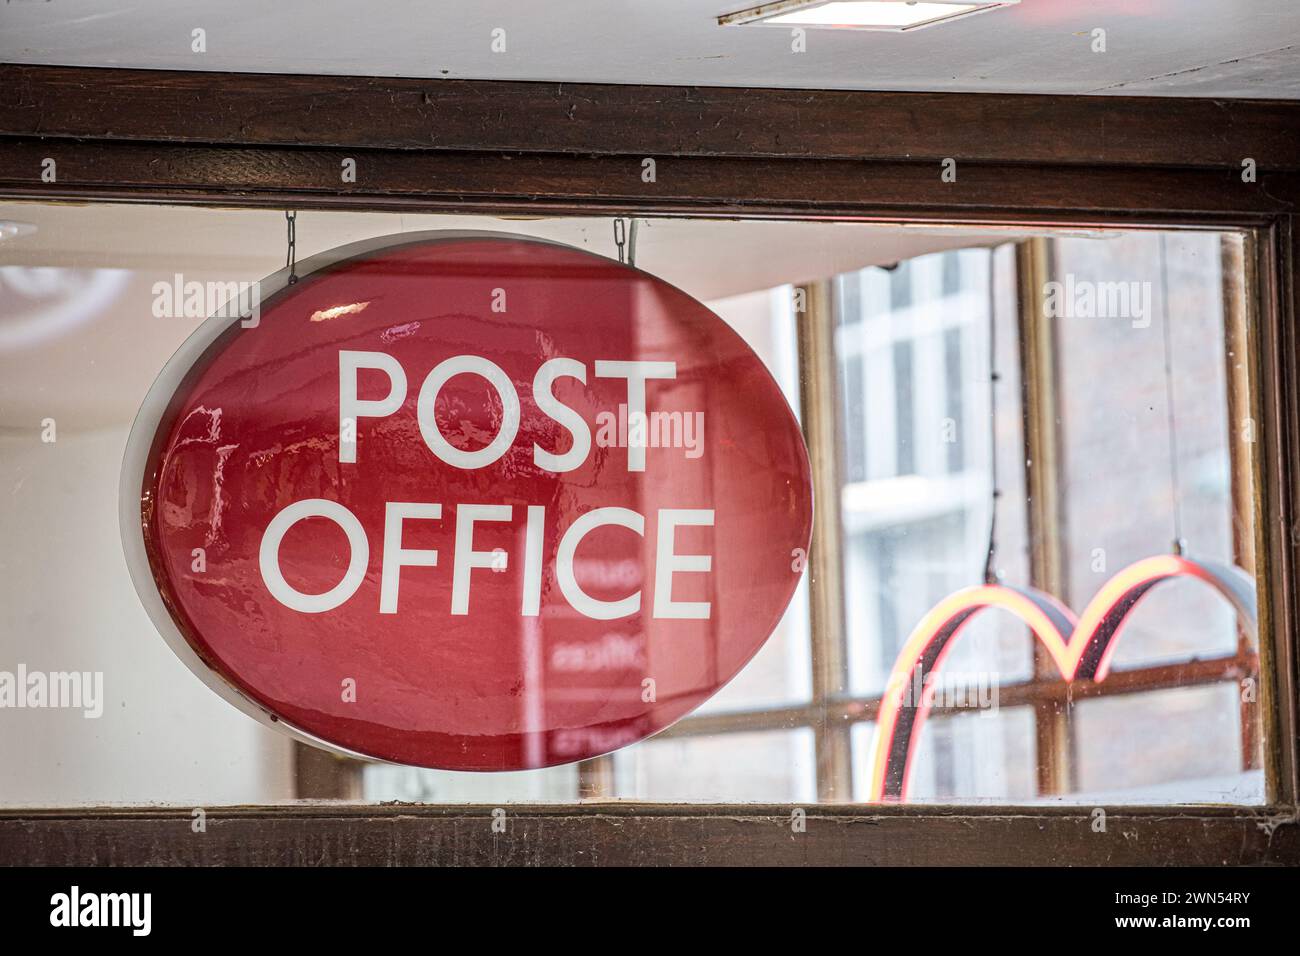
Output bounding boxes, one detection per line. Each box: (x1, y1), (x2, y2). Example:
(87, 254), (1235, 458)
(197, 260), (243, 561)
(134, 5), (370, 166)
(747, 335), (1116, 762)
(613, 218), (627, 264)
(285, 210), (299, 285)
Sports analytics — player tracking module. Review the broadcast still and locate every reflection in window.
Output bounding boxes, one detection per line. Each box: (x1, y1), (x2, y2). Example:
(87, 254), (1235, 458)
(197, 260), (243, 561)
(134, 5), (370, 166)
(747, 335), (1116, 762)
(0, 202), (1261, 807)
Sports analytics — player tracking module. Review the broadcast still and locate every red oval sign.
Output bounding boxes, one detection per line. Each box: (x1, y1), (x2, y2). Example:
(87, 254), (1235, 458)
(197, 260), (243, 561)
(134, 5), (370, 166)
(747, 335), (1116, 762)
(123, 232), (812, 770)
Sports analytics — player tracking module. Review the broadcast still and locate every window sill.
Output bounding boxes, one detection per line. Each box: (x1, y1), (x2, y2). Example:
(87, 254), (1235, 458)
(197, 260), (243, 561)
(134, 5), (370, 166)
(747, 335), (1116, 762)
(3, 803), (1296, 866)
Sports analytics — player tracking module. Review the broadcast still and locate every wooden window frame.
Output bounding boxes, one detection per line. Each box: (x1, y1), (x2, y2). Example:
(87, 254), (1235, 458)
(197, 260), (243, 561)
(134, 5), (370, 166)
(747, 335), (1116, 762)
(1, 64), (1298, 865)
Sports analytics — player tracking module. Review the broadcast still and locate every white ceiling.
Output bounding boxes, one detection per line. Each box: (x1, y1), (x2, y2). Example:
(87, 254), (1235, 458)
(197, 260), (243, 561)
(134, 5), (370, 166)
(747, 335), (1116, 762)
(1, 0), (1297, 98)
(0, 201), (1028, 429)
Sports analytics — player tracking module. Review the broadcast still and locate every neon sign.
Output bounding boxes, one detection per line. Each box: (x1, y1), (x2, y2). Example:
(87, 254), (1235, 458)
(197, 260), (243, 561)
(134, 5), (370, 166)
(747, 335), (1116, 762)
(868, 555), (1257, 802)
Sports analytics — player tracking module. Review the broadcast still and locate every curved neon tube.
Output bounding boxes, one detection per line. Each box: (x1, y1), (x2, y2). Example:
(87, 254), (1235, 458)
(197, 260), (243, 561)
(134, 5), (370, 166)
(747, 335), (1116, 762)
(868, 555), (1257, 803)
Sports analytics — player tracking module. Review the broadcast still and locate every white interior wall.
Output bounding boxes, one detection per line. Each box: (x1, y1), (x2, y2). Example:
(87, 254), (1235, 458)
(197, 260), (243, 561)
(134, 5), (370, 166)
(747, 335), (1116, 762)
(0, 426), (295, 806)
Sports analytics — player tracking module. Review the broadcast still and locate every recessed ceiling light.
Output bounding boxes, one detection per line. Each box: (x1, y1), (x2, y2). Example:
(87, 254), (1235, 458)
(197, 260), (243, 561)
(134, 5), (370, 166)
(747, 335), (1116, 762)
(719, 0), (1018, 31)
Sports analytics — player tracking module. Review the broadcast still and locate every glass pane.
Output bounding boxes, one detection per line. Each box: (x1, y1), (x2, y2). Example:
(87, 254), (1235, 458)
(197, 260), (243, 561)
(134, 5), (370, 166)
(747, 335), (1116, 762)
(364, 763), (579, 804)
(840, 246), (1033, 699)
(0, 202), (1263, 807)
(1067, 684), (1260, 805)
(834, 232), (1260, 806)
(852, 708), (1037, 804)
(1054, 232), (1244, 668)
(613, 728), (816, 803)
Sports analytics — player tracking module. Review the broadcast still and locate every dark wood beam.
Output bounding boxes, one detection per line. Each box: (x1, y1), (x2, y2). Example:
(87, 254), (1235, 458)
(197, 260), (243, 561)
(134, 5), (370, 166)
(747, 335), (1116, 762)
(2, 804), (1295, 866)
(0, 138), (1295, 220)
(2, 64), (1299, 170)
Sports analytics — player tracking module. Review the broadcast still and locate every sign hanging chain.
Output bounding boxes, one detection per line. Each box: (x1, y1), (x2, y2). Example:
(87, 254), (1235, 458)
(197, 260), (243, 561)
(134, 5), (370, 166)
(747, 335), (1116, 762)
(612, 217), (639, 268)
(285, 210), (299, 285)
(613, 217), (626, 264)
(1158, 234), (1186, 555)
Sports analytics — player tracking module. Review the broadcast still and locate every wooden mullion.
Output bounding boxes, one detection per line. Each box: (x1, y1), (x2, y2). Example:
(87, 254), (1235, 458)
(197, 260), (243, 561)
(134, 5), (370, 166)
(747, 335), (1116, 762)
(577, 755), (615, 801)
(657, 651), (1257, 738)
(797, 280), (854, 803)
(1222, 232), (1264, 772)
(1014, 238), (1074, 797)
(293, 742), (364, 801)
